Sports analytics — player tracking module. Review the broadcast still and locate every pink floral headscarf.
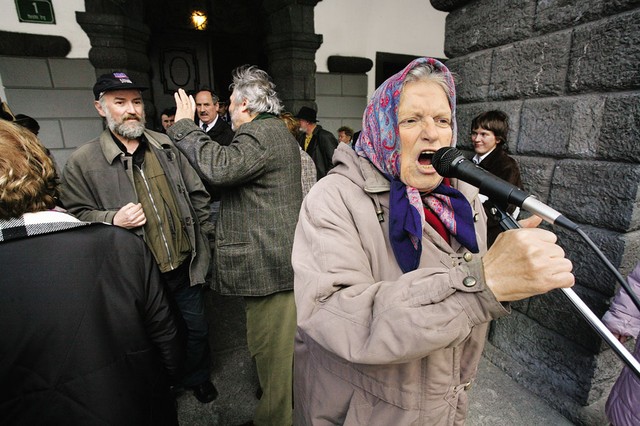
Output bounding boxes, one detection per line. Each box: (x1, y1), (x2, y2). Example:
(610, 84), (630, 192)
(355, 57), (477, 272)
(355, 57), (457, 177)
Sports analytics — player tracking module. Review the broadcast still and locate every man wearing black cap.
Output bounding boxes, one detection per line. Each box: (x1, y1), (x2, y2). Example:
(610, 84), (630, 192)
(59, 72), (218, 404)
(295, 106), (339, 179)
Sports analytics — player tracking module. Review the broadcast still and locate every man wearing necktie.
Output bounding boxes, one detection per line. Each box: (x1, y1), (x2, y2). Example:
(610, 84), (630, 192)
(194, 88), (234, 146)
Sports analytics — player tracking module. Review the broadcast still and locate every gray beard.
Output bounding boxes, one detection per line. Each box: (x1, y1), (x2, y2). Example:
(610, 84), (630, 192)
(103, 107), (146, 139)
(109, 120), (146, 139)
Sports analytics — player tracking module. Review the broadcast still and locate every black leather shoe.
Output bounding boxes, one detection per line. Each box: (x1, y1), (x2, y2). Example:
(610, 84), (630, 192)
(191, 380), (218, 403)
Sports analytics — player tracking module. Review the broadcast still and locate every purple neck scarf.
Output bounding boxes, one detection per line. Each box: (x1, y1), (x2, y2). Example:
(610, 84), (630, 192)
(356, 57), (478, 273)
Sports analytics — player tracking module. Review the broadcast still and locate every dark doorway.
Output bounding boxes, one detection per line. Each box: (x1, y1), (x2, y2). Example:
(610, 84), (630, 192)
(375, 52), (448, 88)
(144, 0), (268, 127)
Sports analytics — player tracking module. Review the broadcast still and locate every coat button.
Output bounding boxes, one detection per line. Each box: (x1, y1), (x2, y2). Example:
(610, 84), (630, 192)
(463, 276), (477, 287)
(473, 213), (479, 222)
(463, 252), (473, 262)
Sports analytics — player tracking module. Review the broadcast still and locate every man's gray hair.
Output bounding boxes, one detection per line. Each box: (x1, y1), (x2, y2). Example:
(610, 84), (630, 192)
(230, 65), (283, 115)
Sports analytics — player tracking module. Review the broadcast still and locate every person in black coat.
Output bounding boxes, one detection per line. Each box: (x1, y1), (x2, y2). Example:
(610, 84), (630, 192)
(193, 88), (235, 219)
(0, 120), (183, 425)
(295, 106), (339, 180)
(194, 88), (234, 146)
(470, 110), (523, 246)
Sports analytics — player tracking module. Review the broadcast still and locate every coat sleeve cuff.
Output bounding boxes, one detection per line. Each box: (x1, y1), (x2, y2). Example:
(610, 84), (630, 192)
(450, 257), (511, 324)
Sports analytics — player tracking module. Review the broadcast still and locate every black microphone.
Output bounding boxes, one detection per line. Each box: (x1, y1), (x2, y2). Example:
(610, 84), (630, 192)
(432, 147), (578, 231)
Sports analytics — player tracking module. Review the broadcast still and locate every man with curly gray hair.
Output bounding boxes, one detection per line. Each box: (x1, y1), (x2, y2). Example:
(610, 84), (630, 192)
(169, 65), (303, 426)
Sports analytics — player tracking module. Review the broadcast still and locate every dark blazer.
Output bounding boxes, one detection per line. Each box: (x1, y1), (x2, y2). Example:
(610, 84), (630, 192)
(0, 223), (182, 425)
(169, 115), (303, 296)
(202, 118), (234, 200)
(477, 146), (522, 246)
(204, 117), (234, 146)
(298, 124), (339, 180)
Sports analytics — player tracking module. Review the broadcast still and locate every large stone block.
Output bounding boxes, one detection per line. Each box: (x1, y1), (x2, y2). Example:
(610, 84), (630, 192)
(444, 0), (536, 58)
(557, 225), (626, 295)
(550, 160), (640, 232)
(565, 95), (606, 159)
(598, 93), (640, 163)
(519, 98), (573, 156)
(316, 96), (367, 120)
(515, 93), (637, 161)
(49, 59), (96, 89)
(5, 88), (96, 119)
(483, 340), (611, 425)
(315, 73), (341, 96)
(446, 51), (493, 103)
(535, 0), (640, 33)
(489, 310), (599, 406)
(620, 230), (640, 274)
(489, 31), (572, 100)
(341, 74), (367, 97)
(515, 155), (555, 201)
(38, 120), (64, 150)
(568, 10), (640, 93)
(527, 285), (609, 353)
(0, 56), (52, 88)
(60, 118), (104, 149)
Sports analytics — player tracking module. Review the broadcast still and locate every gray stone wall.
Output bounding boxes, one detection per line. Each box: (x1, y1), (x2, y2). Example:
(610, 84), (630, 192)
(0, 56), (101, 170)
(433, 1), (640, 424)
(315, 72), (368, 136)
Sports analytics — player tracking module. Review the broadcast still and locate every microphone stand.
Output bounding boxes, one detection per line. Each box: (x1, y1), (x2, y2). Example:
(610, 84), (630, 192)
(493, 206), (640, 379)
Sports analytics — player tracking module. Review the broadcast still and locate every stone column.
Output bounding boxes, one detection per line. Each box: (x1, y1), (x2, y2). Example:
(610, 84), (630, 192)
(262, 0), (323, 113)
(76, 0), (153, 113)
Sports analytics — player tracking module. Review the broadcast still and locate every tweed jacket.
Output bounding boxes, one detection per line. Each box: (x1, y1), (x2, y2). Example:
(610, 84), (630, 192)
(59, 128), (212, 287)
(169, 115), (303, 296)
(292, 144), (509, 425)
(298, 124), (339, 180)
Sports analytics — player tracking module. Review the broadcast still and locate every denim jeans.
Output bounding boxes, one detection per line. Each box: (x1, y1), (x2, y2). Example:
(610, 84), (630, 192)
(163, 262), (211, 388)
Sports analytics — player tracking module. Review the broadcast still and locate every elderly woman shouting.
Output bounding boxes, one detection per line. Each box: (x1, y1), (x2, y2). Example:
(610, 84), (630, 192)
(291, 57), (574, 425)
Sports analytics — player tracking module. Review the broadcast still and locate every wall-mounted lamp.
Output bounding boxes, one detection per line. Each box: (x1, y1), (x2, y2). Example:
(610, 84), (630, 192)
(191, 9), (208, 30)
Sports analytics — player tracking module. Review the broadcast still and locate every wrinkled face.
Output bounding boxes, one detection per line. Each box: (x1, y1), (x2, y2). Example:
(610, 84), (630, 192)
(338, 131), (351, 144)
(195, 91), (218, 125)
(398, 80), (453, 193)
(228, 90), (249, 130)
(471, 127), (499, 156)
(161, 114), (175, 130)
(95, 90), (146, 140)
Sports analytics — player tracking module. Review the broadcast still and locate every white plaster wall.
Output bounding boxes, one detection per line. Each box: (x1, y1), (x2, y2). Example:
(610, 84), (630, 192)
(0, 0), (447, 96)
(0, 0), (90, 58)
(314, 0), (447, 96)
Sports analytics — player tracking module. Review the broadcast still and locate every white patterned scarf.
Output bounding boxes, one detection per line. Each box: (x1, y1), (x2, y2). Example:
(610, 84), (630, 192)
(0, 210), (90, 242)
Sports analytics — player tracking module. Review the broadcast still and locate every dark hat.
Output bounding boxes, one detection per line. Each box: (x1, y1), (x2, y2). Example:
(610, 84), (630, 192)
(93, 72), (148, 100)
(295, 106), (318, 123)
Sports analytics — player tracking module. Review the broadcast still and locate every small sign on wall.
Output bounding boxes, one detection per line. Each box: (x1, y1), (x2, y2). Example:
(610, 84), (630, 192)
(15, 0), (56, 24)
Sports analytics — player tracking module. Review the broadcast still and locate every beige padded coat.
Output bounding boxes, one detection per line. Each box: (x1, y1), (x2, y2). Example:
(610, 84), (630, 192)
(292, 144), (510, 425)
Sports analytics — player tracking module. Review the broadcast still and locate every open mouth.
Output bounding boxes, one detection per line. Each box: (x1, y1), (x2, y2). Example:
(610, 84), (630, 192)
(418, 150), (435, 166)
